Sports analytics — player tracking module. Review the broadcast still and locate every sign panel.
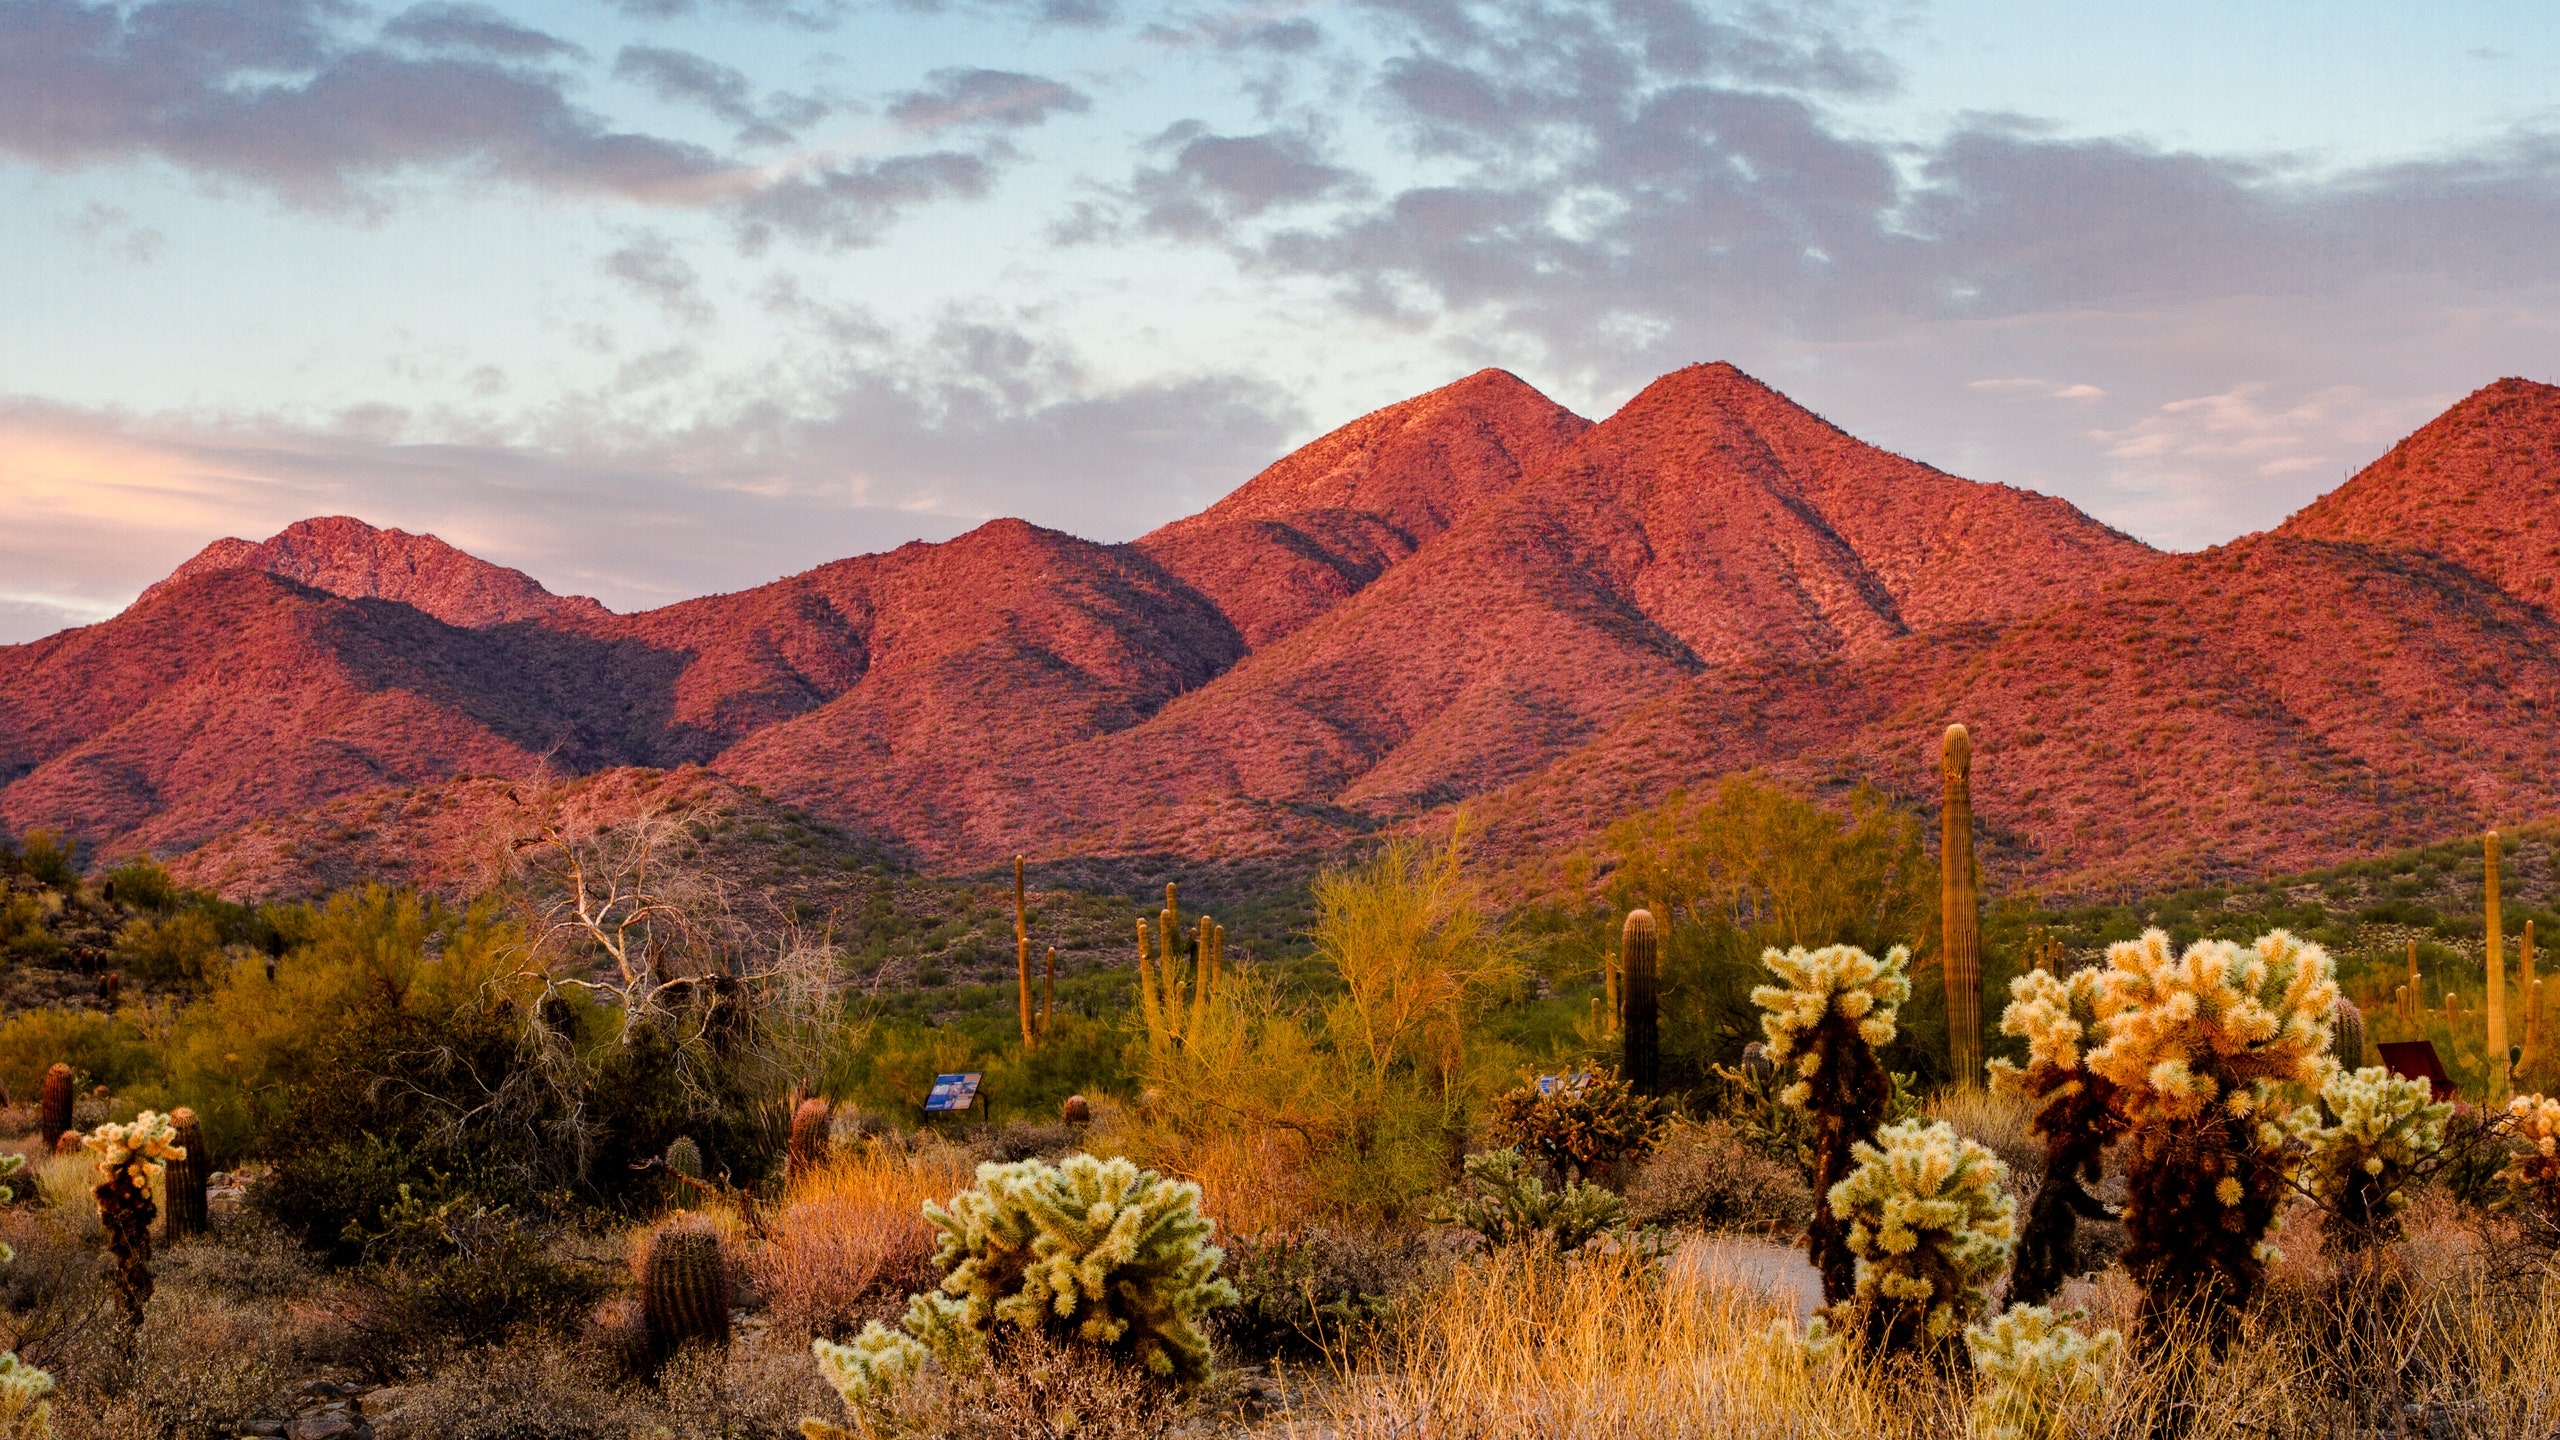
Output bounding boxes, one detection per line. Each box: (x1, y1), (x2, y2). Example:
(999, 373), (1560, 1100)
(924, 1073), (983, 1113)
(2376, 1041), (2456, 1100)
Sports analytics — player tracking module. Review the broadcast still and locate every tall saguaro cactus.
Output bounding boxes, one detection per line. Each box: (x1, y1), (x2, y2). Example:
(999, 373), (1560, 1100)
(1015, 857), (1037, 1052)
(1137, 883), (1224, 1058)
(1942, 724), (1983, 1085)
(1620, 910), (1660, 1093)
(2489, 830), (2509, 1097)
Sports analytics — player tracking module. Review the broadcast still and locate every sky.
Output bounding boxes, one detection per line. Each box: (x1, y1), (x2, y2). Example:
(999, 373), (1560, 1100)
(6, 0), (2560, 641)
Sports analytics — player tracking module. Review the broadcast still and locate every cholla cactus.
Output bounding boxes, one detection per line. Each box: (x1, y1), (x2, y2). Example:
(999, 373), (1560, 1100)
(82, 1110), (183, 1326)
(1989, 967), (2126, 1306)
(0, 1353), (49, 1439)
(2290, 1066), (2450, 1250)
(1964, 1305), (2121, 1440)
(1426, 1148), (1627, 1253)
(2500, 1092), (2560, 1219)
(1753, 943), (1912, 1302)
(804, 1152), (1238, 1433)
(2086, 929), (2338, 1342)
(1824, 1119), (2015, 1353)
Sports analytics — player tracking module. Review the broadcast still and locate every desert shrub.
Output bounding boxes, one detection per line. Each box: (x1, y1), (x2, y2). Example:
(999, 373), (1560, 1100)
(1427, 1148), (1625, 1254)
(95, 856), (177, 913)
(15, 834), (75, 892)
(1923, 1084), (2042, 1182)
(0, 1007), (161, 1103)
(156, 1218), (320, 1301)
(1219, 1225), (1438, 1362)
(377, 1338), (640, 1440)
(755, 1148), (969, 1342)
(1624, 1117), (1813, 1234)
(977, 1120), (1081, 1164)
(111, 908), (225, 985)
(249, 1134), (419, 1262)
(347, 1188), (611, 1358)
(809, 1153), (1237, 1424)
(1819, 1118), (2015, 1355)
(1485, 1067), (1666, 1183)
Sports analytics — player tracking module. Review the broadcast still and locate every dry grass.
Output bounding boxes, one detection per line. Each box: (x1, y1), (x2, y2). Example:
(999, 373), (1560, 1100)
(752, 1143), (975, 1340)
(1139, 1126), (1319, 1242)
(1253, 1214), (2560, 1440)
(1924, 1084), (2043, 1182)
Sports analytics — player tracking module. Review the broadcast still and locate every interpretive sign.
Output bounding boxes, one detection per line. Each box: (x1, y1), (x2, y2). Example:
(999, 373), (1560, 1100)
(2376, 1041), (2455, 1100)
(924, 1073), (983, 1112)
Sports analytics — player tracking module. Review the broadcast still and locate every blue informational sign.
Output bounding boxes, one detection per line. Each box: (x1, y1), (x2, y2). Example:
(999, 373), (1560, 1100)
(924, 1073), (983, 1112)
(1534, 1071), (1594, 1097)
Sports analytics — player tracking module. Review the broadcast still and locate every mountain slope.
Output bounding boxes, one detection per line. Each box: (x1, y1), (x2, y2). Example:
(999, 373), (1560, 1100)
(2279, 378), (2560, 606)
(1133, 369), (1592, 647)
(140, 516), (608, 628)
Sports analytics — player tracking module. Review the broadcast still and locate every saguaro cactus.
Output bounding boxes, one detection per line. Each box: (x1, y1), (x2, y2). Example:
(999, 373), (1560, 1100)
(2489, 830), (2509, 1097)
(35, 1065), (71, 1155)
(1015, 856), (1037, 1052)
(1942, 724), (1983, 1085)
(162, 1107), (209, 1243)
(2525, 920), (2542, 1069)
(1620, 910), (1660, 1093)
(641, 1217), (733, 1368)
(1137, 883), (1224, 1057)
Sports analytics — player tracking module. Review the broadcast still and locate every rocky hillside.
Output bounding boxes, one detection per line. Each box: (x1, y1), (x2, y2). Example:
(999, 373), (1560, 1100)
(10, 368), (2560, 899)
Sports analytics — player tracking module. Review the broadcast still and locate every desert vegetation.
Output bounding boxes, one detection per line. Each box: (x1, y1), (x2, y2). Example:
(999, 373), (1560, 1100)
(0, 775), (2555, 1438)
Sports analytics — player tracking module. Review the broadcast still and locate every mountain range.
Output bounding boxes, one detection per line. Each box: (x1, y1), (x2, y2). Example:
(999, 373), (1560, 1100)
(8, 364), (2559, 901)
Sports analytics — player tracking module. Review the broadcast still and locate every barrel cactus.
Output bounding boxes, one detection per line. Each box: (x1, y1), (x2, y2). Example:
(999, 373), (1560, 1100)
(35, 1066), (71, 1156)
(1823, 1119), (2015, 1353)
(162, 1107), (210, 1243)
(2331, 997), (2367, 1071)
(806, 1152), (1237, 1431)
(1965, 1304), (2121, 1440)
(789, 1097), (832, 1177)
(2086, 929), (2338, 1342)
(1752, 942), (1912, 1303)
(640, 1217), (732, 1368)
(664, 1135), (703, 1181)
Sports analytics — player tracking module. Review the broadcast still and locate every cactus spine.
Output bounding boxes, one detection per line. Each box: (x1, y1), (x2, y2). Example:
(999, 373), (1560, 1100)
(2331, 997), (2367, 1071)
(2489, 830), (2509, 1096)
(1015, 857), (1031, 1039)
(162, 1106), (209, 1243)
(35, 1065), (71, 1156)
(1620, 910), (1660, 1093)
(1942, 724), (1983, 1086)
(641, 1217), (733, 1368)
(788, 1097), (832, 1178)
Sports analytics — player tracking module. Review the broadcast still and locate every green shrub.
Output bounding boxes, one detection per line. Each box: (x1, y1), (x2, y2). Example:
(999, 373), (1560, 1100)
(249, 1135), (420, 1263)
(1427, 1148), (1625, 1254)
(350, 1187), (611, 1352)
(16, 832), (77, 891)
(1218, 1225), (1435, 1361)
(0, 1006), (161, 1102)
(114, 909), (226, 985)
(1485, 1067), (1666, 1183)
(97, 856), (178, 912)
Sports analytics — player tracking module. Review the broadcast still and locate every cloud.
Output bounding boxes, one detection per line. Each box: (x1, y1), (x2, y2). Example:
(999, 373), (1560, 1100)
(382, 3), (585, 61)
(0, 0), (723, 207)
(886, 0), (1119, 30)
(887, 69), (1090, 132)
(737, 150), (997, 249)
(602, 235), (714, 325)
(1097, 122), (1360, 240)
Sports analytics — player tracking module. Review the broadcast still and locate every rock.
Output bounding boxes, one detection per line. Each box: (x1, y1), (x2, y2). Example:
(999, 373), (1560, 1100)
(284, 1417), (371, 1440)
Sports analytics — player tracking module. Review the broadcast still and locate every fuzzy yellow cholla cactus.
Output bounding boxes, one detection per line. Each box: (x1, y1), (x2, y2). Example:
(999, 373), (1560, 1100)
(2091, 930), (2338, 1342)
(1752, 943), (1913, 1306)
(2085, 929), (2339, 1122)
(1988, 967), (2124, 1308)
(1753, 944), (1912, 1105)
(81, 1111), (184, 1186)
(2291, 1067), (2449, 1247)
(1964, 1305), (2120, 1440)
(2501, 1092), (2560, 1213)
(1826, 1119), (2014, 1350)
(1989, 966), (2106, 1083)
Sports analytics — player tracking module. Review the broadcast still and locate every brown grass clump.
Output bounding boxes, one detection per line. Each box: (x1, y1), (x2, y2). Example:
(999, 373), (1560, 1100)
(753, 1144), (974, 1340)
(1624, 1119), (1811, 1236)
(1923, 1084), (2043, 1184)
